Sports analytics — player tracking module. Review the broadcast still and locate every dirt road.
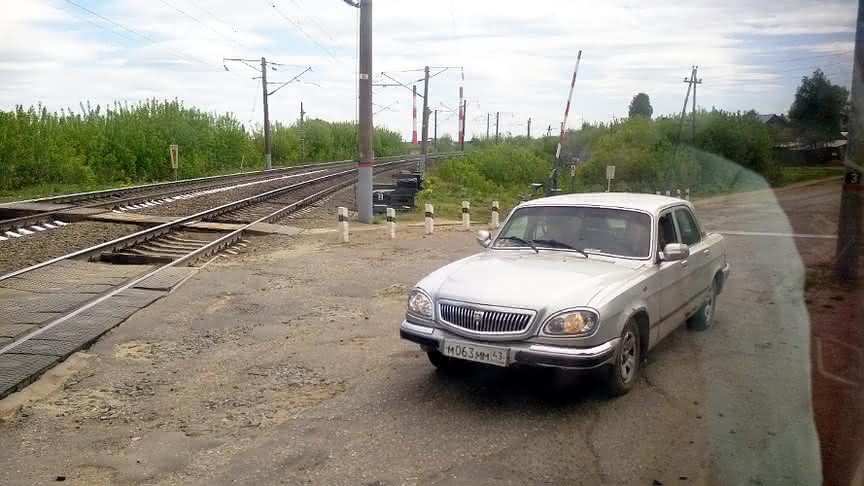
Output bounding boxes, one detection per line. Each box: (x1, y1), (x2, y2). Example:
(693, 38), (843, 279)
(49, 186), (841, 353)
(0, 179), (850, 485)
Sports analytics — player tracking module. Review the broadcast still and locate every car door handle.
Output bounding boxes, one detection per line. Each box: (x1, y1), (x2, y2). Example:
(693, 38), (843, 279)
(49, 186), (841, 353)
(702, 249), (711, 255)
(680, 260), (688, 268)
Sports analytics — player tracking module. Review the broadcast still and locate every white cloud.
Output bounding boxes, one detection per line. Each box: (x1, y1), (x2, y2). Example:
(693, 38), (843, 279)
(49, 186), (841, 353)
(0, 0), (856, 141)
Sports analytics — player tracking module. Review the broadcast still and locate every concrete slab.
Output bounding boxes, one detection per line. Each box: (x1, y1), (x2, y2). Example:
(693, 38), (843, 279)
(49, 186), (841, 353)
(0, 353), (59, 398)
(0, 324), (38, 339)
(7, 338), (82, 357)
(85, 211), (174, 225)
(4, 309), (61, 325)
(0, 202), (74, 212)
(246, 222), (303, 236)
(133, 267), (197, 291)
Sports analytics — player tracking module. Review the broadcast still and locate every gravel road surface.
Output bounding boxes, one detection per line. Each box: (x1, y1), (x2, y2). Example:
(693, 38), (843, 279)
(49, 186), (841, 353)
(0, 178), (843, 485)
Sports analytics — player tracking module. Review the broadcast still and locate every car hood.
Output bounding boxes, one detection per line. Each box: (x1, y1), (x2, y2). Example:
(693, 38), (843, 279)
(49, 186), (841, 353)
(418, 250), (645, 311)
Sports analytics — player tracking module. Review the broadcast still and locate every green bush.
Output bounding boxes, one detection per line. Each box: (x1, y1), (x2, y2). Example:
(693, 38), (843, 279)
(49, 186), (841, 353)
(268, 120), (408, 163)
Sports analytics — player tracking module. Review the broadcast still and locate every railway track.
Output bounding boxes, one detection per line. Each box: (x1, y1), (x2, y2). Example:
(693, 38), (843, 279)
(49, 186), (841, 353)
(0, 154), (437, 235)
(0, 155), (445, 398)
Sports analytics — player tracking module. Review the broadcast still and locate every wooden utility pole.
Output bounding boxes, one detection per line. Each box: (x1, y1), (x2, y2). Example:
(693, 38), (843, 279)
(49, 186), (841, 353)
(834, 0), (864, 280)
(495, 112), (500, 142)
(261, 57), (272, 170)
(299, 101), (306, 163)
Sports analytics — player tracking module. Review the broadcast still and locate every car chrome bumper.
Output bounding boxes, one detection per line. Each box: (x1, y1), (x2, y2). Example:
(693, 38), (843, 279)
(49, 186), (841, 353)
(400, 320), (620, 370)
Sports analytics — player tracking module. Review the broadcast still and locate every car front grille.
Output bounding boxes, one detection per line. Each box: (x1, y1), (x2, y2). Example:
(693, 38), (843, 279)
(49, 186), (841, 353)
(439, 302), (533, 334)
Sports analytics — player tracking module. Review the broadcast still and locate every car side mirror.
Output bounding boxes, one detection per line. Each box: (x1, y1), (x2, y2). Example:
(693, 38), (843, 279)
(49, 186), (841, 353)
(476, 230), (492, 248)
(660, 243), (689, 262)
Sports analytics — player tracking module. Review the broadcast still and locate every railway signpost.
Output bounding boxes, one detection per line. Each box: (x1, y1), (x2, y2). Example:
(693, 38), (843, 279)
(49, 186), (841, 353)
(169, 144), (179, 180)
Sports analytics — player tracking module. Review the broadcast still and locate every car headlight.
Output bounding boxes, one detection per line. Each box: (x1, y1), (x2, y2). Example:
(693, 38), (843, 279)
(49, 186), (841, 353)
(407, 289), (434, 318)
(542, 309), (599, 336)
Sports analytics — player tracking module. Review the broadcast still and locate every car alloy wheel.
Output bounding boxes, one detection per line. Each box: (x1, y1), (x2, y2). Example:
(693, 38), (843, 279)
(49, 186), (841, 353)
(619, 329), (638, 384)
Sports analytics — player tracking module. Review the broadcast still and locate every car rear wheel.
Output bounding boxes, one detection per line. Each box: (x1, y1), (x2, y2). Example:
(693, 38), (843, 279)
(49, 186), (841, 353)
(426, 351), (463, 374)
(603, 318), (640, 397)
(688, 278), (718, 331)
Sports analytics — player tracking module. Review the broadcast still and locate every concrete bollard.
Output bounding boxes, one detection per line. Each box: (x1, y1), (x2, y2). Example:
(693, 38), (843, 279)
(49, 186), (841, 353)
(491, 201), (500, 228)
(386, 207), (396, 239)
(424, 204), (434, 235)
(665, 190), (671, 197)
(337, 206), (349, 243)
(655, 191), (661, 195)
(685, 188), (690, 201)
(676, 189), (682, 199)
(462, 201), (471, 230)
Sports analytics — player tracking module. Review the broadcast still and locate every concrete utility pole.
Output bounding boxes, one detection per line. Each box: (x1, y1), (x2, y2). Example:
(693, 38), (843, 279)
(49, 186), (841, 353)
(356, 0), (373, 223)
(299, 102), (306, 163)
(495, 112), (500, 142)
(458, 86), (464, 148)
(527, 117), (532, 139)
(261, 57), (272, 170)
(461, 99), (467, 151)
(834, 0), (864, 280)
(419, 66), (430, 171)
(683, 66), (702, 143)
(411, 84), (418, 145)
(547, 125), (552, 137)
(433, 109), (438, 150)
(486, 113), (490, 139)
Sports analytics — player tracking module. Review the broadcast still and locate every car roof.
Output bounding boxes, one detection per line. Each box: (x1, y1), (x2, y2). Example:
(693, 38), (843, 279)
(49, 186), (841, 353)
(518, 192), (691, 215)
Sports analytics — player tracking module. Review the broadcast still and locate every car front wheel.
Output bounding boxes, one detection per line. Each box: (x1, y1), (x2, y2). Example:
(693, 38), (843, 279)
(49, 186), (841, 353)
(603, 318), (640, 397)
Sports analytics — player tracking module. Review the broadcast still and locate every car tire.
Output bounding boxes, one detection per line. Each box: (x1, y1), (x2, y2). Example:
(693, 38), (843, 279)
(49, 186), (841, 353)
(603, 318), (640, 397)
(687, 278), (718, 331)
(426, 351), (462, 374)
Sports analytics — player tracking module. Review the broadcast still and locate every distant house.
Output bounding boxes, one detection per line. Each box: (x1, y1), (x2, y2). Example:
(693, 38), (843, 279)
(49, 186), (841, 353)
(756, 113), (785, 126)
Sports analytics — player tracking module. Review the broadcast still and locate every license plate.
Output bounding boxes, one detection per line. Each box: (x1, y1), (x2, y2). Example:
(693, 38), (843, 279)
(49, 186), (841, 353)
(442, 339), (509, 367)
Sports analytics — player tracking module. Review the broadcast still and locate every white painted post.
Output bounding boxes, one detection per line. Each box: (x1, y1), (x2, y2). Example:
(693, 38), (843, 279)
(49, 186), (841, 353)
(665, 190), (671, 197)
(424, 204), (434, 235)
(386, 207), (396, 239)
(685, 188), (690, 201)
(337, 206), (349, 243)
(655, 191), (660, 195)
(676, 189), (682, 199)
(491, 201), (500, 228)
(462, 201), (471, 230)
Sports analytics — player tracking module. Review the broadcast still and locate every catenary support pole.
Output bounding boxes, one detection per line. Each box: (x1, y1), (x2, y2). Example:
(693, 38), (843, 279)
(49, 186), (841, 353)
(419, 66), (430, 171)
(261, 57), (272, 170)
(357, 0), (374, 223)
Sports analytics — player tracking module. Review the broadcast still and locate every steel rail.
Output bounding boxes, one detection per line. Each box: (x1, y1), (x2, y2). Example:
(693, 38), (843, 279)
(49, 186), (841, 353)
(0, 155), (437, 283)
(0, 176), (363, 357)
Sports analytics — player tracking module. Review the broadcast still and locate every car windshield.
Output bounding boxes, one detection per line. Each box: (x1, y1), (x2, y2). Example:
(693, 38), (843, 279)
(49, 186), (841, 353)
(493, 206), (652, 258)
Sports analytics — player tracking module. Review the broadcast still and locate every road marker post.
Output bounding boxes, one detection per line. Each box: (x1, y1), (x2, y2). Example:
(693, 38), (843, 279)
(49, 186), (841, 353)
(424, 204), (434, 235)
(491, 201), (500, 228)
(676, 189), (682, 199)
(655, 191), (661, 195)
(386, 207), (396, 239)
(665, 190), (671, 197)
(462, 201), (471, 230)
(686, 188), (690, 201)
(337, 207), (349, 243)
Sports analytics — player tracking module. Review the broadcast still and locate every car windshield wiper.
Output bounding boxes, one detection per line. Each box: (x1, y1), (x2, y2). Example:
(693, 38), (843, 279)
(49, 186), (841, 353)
(497, 236), (538, 253)
(531, 239), (589, 257)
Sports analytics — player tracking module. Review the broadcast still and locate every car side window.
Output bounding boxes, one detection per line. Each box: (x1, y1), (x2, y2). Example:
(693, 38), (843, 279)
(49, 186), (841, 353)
(658, 212), (678, 250)
(674, 208), (701, 246)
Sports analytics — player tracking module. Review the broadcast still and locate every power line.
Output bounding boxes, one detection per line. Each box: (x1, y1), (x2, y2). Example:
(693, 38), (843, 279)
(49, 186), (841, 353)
(262, 0), (344, 64)
(62, 0), (215, 68)
(285, 0), (337, 44)
(158, 0), (247, 50)
(42, 0), (137, 43)
(186, 0), (238, 33)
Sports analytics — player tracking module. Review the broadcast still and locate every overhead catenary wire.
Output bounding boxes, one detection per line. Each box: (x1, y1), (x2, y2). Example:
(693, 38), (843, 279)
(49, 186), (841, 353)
(61, 0), (217, 69)
(263, 0), (346, 66)
(158, 0), (248, 50)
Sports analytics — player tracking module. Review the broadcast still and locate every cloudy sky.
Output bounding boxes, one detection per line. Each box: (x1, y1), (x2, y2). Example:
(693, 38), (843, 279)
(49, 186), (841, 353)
(1, 0), (856, 141)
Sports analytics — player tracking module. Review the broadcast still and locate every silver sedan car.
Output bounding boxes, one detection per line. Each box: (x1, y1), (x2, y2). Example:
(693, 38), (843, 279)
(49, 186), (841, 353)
(400, 193), (731, 395)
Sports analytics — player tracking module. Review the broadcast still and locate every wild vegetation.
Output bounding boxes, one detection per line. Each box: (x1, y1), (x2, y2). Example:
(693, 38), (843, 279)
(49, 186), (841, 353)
(0, 99), (408, 199)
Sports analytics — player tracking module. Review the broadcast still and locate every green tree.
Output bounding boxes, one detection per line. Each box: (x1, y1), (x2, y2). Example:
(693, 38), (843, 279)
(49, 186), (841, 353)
(628, 93), (653, 119)
(788, 69), (849, 145)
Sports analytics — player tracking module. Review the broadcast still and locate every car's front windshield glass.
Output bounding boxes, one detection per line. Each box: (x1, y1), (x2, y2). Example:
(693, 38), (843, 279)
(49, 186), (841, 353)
(493, 206), (652, 258)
